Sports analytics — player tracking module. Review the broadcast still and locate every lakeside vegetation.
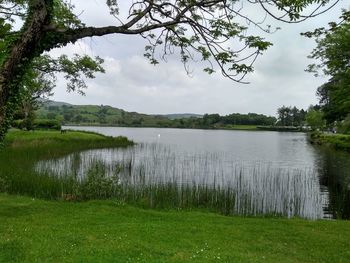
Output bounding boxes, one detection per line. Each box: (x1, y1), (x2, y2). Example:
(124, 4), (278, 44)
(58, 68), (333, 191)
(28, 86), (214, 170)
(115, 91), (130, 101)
(4, 130), (133, 150)
(1, 130), (321, 218)
(309, 132), (350, 152)
(0, 130), (133, 198)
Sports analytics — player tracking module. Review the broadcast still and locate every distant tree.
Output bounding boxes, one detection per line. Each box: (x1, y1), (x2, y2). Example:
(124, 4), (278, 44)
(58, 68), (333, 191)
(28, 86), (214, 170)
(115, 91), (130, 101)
(338, 114), (350, 134)
(63, 112), (73, 122)
(98, 105), (109, 124)
(203, 114), (221, 127)
(306, 108), (325, 130)
(277, 106), (306, 126)
(73, 114), (83, 123)
(48, 106), (59, 112)
(132, 119), (142, 126)
(277, 106), (291, 126)
(46, 112), (57, 120)
(299, 109), (307, 126)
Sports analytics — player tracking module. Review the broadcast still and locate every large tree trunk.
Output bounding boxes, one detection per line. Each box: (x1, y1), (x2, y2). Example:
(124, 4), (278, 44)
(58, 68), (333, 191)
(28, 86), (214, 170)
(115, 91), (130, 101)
(0, 0), (51, 143)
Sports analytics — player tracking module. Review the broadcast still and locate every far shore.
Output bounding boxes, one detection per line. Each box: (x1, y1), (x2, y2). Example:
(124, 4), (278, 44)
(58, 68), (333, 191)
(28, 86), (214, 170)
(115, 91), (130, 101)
(62, 124), (305, 132)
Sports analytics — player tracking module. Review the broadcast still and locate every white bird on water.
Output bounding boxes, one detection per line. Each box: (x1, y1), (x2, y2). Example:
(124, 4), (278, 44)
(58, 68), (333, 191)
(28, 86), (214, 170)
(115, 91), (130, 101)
(157, 134), (161, 138)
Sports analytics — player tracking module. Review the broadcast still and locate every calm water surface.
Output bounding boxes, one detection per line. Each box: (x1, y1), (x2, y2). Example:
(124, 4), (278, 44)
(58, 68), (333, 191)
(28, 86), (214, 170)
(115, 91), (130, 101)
(38, 126), (350, 219)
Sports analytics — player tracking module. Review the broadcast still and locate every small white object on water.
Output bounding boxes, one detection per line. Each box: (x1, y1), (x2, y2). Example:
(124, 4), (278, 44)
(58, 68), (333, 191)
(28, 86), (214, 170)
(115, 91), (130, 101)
(158, 134), (160, 137)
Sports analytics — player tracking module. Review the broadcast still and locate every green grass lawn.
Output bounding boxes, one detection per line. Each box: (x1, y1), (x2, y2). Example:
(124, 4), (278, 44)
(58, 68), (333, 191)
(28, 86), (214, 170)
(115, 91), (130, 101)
(1, 194), (350, 263)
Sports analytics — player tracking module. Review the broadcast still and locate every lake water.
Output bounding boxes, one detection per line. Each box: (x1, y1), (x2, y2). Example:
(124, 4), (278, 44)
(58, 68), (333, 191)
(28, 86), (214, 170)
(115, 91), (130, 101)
(37, 126), (350, 219)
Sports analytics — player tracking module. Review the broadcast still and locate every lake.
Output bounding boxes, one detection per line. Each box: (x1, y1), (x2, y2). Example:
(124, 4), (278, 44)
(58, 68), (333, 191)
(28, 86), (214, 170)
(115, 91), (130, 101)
(37, 126), (350, 219)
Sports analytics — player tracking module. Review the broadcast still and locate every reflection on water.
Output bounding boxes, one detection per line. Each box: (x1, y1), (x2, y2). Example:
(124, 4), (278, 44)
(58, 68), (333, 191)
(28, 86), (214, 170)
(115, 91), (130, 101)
(316, 147), (350, 219)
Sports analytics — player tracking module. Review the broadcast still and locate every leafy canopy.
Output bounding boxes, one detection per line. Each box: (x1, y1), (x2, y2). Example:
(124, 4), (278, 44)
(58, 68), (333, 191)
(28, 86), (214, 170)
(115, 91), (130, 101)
(304, 9), (350, 123)
(0, 0), (339, 83)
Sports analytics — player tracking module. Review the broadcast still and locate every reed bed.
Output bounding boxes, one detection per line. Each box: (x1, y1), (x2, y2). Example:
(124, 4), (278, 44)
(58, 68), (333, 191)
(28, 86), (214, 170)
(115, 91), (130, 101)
(33, 143), (326, 219)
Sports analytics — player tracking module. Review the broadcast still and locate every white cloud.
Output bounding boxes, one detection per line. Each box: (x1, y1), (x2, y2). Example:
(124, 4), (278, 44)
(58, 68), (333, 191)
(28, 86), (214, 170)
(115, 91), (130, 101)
(51, 0), (349, 116)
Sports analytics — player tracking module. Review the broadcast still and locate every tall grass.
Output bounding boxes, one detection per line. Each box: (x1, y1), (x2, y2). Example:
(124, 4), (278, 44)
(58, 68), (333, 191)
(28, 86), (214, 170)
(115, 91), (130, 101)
(0, 131), (334, 219)
(0, 130), (133, 199)
(32, 143), (326, 219)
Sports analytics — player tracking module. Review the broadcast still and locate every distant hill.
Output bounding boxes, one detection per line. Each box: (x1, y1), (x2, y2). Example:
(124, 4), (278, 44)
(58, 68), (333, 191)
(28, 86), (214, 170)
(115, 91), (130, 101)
(38, 99), (72, 107)
(36, 100), (173, 127)
(35, 100), (277, 129)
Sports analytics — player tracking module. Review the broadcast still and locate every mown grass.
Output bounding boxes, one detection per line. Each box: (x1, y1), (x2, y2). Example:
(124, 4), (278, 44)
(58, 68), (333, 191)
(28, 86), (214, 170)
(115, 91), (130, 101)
(1, 194), (350, 263)
(309, 132), (350, 152)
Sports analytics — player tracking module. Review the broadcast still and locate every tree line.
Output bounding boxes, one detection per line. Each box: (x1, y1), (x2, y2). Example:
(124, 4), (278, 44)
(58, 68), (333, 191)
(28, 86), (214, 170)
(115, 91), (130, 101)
(26, 102), (277, 129)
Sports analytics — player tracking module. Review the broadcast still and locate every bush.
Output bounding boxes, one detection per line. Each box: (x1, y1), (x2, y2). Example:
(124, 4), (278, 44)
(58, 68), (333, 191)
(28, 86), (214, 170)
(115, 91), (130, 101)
(11, 119), (24, 129)
(34, 119), (61, 130)
(338, 115), (350, 134)
(78, 161), (121, 200)
(12, 119), (61, 130)
(0, 177), (8, 193)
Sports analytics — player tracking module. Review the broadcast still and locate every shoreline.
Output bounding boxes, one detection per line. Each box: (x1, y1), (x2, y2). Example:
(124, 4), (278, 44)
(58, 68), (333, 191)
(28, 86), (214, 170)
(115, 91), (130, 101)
(308, 132), (350, 152)
(63, 124), (305, 132)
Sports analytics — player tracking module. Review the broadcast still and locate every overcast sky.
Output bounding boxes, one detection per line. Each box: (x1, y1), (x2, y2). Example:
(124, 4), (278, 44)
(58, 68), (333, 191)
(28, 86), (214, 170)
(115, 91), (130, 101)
(50, 0), (349, 117)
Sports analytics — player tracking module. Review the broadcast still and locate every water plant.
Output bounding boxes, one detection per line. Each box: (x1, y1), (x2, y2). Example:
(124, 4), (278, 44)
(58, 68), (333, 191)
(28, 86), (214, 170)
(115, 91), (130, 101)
(33, 144), (326, 219)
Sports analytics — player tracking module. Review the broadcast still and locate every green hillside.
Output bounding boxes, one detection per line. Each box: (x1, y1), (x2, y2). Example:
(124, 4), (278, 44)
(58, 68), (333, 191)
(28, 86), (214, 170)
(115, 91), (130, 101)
(35, 100), (277, 129)
(36, 101), (174, 127)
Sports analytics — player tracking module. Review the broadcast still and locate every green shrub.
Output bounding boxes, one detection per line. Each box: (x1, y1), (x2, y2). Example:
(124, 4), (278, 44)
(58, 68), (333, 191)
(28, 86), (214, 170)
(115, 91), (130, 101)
(0, 177), (8, 193)
(78, 161), (121, 200)
(12, 119), (61, 130)
(33, 119), (61, 130)
(11, 119), (24, 129)
(338, 115), (350, 134)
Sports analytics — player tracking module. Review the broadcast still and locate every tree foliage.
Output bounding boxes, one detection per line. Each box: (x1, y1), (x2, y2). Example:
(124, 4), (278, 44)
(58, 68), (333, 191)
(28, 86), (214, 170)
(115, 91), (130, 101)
(0, 0), (339, 142)
(13, 54), (104, 129)
(276, 105), (306, 126)
(304, 9), (350, 124)
(306, 107), (325, 130)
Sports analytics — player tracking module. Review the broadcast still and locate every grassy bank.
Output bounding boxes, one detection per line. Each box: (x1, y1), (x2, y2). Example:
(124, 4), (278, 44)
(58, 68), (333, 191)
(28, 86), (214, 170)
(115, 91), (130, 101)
(309, 132), (350, 152)
(222, 125), (258, 130)
(0, 130), (133, 199)
(4, 129), (133, 151)
(1, 194), (350, 263)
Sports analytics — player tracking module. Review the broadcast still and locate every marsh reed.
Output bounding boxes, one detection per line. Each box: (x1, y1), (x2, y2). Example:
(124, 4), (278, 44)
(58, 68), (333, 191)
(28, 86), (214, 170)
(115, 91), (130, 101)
(34, 143), (326, 219)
